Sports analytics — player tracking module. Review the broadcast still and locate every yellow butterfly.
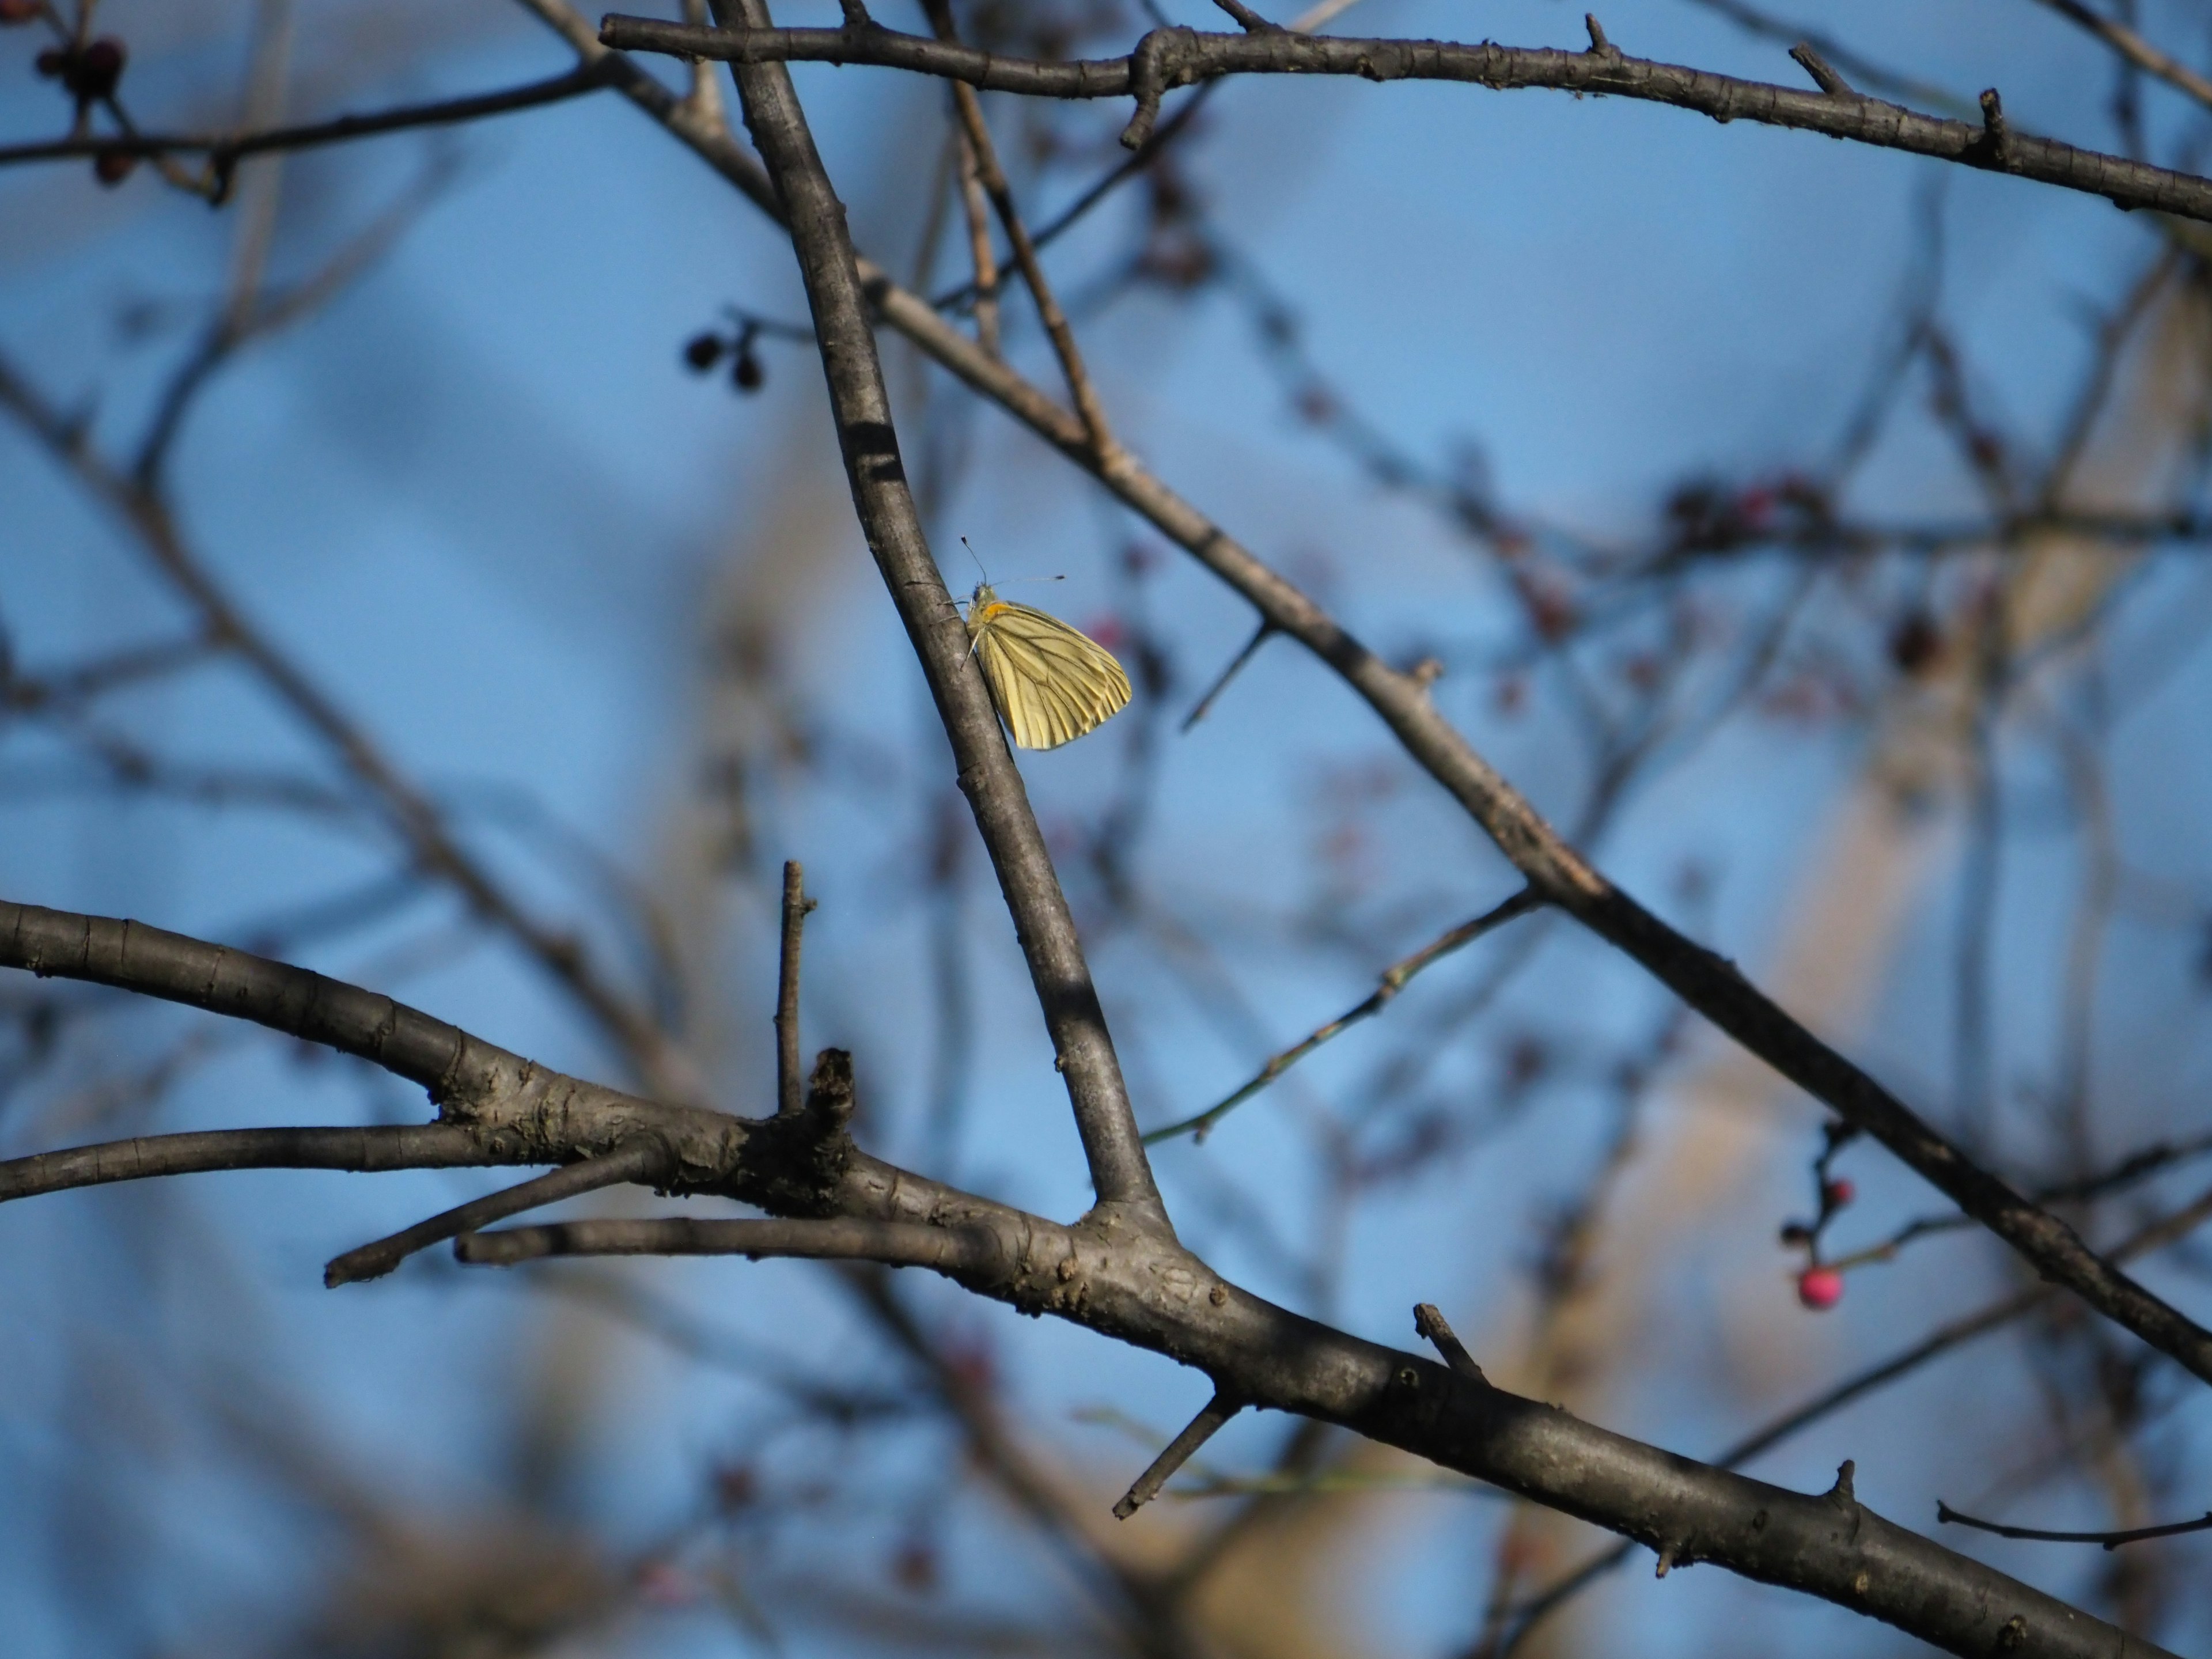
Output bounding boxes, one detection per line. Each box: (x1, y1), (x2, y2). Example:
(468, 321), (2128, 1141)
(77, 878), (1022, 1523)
(963, 582), (1132, 750)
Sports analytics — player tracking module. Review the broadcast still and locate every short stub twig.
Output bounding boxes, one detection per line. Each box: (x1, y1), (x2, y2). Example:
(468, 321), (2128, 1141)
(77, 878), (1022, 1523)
(1413, 1302), (1487, 1383)
(324, 1134), (670, 1286)
(1788, 43), (1853, 97)
(1113, 1389), (1243, 1518)
(775, 858), (818, 1118)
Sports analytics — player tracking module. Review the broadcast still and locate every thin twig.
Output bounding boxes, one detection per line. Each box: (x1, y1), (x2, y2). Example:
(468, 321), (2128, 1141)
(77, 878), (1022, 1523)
(1179, 619), (1273, 732)
(1491, 1180), (2212, 1653)
(1936, 1502), (2212, 1550)
(1146, 887), (1540, 1143)
(1113, 1390), (1243, 1517)
(921, 0), (1120, 462)
(324, 1135), (672, 1286)
(2031, 0), (2212, 115)
(0, 62), (615, 174)
(955, 127), (1001, 355)
(774, 859), (816, 1119)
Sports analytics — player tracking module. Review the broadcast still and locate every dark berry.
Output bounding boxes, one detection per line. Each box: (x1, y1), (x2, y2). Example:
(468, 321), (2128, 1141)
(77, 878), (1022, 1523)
(732, 347), (764, 391)
(35, 45), (65, 76)
(75, 36), (124, 99)
(683, 331), (724, 372)
(92, 147), (135, 185)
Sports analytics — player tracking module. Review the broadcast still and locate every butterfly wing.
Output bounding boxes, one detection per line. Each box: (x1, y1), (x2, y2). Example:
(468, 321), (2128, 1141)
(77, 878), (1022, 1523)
(969, 600), (1132, 750)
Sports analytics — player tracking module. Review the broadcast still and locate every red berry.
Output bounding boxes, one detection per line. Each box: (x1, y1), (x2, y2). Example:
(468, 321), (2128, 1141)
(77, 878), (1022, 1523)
(92, 147), (136, 186)
(0, 1), (44, 26)
(1823, 1177), (1856, 1209)
(1797, 1267), (1844, 1310)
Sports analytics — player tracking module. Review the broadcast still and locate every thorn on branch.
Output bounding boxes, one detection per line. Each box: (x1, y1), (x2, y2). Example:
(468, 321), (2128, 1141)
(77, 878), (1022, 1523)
(1413, 1302), (1487, 1382)
(775, 858), (818, 1119)
(1979, 88), (2012, 167)
(1788, 43), (1853, 97)
(1827, 1459), (1857, 1506)
(837, 0), (874, 26)
(1113, 1389), (1242, 1518)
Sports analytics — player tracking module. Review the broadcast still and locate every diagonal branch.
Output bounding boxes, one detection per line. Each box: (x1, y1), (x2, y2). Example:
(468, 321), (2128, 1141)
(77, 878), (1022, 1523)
(1146, 886), (1540, 1143)
(324, 1134), (673, 1286)
(599, 15), (2212, 223)
(2030, 0), (2212, 116)
(0, 898), (2179, 1658)
(708, 0), (1162, 1218)
(922, 0), (1119, 461)
(1112, 1390), (1243, 1518)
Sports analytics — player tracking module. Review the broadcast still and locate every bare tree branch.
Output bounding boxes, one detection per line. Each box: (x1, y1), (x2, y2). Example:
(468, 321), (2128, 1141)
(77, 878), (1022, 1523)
(708, 0), (1162, 1218)
(1112, 1391), (1243, 1518)
(599, 15), (2212, 222)
(323, 1135), (674, 1287)
(0, 62), (617, 181)
(0, 1124), (491, 1203)
(0, 897), (2181, 1658)
(2031, 0), (2212, 116)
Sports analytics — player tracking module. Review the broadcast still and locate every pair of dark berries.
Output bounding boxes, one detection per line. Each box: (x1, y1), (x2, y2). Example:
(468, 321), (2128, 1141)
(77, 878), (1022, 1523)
(685, 329), (765, 392)
(33, 34), (126, 102)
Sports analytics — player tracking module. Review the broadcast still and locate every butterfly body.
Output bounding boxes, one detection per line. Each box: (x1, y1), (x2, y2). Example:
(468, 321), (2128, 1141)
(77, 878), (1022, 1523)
(964, 582), (1132, 750)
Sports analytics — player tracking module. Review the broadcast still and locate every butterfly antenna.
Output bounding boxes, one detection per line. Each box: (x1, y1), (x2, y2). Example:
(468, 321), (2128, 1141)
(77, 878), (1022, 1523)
(960, 536), (990, 584)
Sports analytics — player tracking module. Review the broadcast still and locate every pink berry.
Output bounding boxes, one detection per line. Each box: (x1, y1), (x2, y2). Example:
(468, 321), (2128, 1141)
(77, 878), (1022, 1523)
(1797, 1267), (1844, 1310)
(1824, 1177), (1856, 1209)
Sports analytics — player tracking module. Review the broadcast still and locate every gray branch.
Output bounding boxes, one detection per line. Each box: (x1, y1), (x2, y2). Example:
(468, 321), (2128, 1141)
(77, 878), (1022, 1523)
(0, 897), (2182, 1657)
(709, 0), (1162, 1218)
(598, 16), (2212, 223)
